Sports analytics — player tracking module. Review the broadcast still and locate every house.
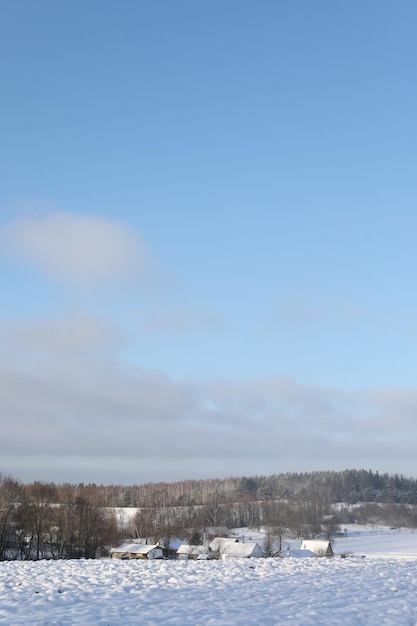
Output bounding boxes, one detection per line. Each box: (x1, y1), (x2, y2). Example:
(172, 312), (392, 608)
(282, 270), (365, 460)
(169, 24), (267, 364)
(210, 537), (263, 559)
(111, 543), (163, 560)
(300, 540), (334, 557)
(176, 544), (210, 560)
(219, 541), (263, 559)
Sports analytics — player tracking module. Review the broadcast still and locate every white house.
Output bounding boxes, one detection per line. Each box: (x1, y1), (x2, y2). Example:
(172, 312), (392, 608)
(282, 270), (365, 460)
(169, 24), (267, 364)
(210, 537), (263, 559)
(300, 540), (334, 557)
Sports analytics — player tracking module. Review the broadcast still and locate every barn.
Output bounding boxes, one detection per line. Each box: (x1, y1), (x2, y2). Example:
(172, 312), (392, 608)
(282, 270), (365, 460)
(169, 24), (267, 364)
(111, 543), (163, 560)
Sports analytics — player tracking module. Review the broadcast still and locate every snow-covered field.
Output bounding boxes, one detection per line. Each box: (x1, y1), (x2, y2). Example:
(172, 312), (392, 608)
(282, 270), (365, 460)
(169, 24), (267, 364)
(1, 526), (417, 625)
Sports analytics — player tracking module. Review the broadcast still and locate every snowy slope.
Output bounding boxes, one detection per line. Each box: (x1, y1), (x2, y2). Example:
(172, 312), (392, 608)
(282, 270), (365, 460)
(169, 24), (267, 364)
(1, 526), (417, 625)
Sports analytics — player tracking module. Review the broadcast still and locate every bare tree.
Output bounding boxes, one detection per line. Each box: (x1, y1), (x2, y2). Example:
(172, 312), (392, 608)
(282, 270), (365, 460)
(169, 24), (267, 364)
(23, 482), (58, 559)
(262, 499), (290, 554)
(0, 474), (22, 560)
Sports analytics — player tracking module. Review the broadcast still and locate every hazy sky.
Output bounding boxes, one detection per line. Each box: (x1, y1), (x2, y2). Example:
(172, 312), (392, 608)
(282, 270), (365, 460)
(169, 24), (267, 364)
(1, 1), (417, 485)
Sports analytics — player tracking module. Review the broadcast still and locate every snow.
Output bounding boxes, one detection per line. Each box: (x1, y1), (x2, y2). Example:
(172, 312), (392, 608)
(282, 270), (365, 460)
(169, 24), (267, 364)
(333, 525), (417, 558)
(1, 526), (417, 625)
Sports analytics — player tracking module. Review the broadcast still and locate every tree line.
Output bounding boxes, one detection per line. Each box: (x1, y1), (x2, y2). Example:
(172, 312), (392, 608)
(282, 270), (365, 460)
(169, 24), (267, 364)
(0, 476), (119, 560)
(84, 469), (417, 508)
(2, 469), (417, 560)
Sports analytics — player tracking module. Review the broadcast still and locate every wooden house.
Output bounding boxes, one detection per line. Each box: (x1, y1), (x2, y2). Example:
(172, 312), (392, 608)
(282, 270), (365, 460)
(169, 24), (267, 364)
(111, 543), (163, 560)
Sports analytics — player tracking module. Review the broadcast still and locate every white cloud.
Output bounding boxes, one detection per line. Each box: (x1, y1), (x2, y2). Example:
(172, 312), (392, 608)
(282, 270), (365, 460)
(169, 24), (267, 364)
(1, 330), (417, 484)
(0, 211), (149, 286)
(0, 312), (123, 357)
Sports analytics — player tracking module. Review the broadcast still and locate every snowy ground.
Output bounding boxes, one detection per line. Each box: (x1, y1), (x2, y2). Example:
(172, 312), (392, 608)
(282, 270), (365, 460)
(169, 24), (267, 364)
(1, 526), (417, 625)
(236, 524), (417, 558)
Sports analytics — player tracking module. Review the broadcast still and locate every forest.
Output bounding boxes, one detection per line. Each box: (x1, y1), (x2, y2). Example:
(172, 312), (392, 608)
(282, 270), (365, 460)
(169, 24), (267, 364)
(1, 469), (417, 560)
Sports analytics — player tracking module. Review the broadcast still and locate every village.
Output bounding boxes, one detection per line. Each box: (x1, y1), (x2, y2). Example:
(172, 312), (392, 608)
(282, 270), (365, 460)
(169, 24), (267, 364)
(110, 534), (334, 561)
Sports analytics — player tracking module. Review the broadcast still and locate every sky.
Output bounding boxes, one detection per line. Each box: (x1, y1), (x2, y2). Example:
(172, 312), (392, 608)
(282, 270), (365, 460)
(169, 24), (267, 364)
(1, 0), (417, 485)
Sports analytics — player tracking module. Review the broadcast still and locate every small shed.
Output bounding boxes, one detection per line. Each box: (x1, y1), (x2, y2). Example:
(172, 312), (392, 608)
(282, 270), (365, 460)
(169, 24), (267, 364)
(300, 540), (334, 557)
(112, 543), (163, 560)
(176, 544), (209, 560)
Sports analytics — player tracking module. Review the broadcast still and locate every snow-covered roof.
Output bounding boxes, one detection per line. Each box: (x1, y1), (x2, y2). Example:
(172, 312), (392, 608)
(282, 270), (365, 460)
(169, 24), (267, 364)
(177, 544), (207, 556)
(209, 537), (238, 551)
(300, 540), (333, 556)
(209, 537), (263, 558)
(278, 548), (315, 558)
(112, 543), (161, 555)
(220, 541), (263, 558)
(112, 543), (136, 553)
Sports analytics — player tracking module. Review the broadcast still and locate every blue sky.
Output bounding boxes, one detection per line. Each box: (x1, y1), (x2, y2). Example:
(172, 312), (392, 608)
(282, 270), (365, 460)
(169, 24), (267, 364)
(1, 1), (417, 484)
